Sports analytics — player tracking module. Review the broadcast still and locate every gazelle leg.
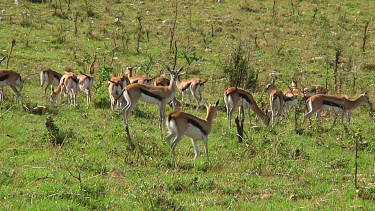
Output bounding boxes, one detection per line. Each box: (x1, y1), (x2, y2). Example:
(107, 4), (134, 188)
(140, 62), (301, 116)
(171, 134), (184, 156)
(191, 139), (200, 164)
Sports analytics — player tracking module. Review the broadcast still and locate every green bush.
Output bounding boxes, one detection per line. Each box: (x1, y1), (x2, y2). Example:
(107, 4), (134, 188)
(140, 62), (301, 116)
(223, 42), (258, 90)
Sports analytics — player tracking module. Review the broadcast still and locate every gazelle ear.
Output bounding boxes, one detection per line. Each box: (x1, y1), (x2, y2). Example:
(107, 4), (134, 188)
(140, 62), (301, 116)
(215, 100), (220, 106)
(364, 91), (368, 96)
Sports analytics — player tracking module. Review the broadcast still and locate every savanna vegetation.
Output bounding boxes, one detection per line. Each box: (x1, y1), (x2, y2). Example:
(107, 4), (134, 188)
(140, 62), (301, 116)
(0, 0), (374, 209)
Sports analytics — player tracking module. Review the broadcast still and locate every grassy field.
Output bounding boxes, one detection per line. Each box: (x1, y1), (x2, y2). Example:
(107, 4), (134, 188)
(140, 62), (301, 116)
(1, 0), (375, 210)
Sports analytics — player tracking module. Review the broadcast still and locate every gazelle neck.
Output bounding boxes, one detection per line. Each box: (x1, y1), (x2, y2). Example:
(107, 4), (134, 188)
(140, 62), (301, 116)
(250, 101), (269, 125)
(54, 83), (64, 94)
(126, 68), (133, 78)
(169, 73), (178, 92)
(352, 95), (371, 109)
(205, 106), (217, 124)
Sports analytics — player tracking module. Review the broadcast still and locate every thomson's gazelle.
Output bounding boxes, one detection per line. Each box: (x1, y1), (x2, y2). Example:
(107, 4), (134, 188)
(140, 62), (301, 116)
(224, 87), (270, 128)
(40, 68), (62, 96)
(108, 74), (130, 110)
(121, 66), (183, 127)
(166, 100), (219, 165)
(154, 76), (170, 86)
(0, 69), (23, 102)
(177, 75), (208, 110)
(303, 92), (373, 124)
(264, 82), (285, 125)
(125, 66), (154, 85)
(154, 76), (181, 110)
(50, 72), (79, 106)
(77, 73), (94, 107)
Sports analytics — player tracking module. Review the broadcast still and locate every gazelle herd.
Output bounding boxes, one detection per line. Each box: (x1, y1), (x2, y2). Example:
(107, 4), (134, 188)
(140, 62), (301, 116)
(0, 65), (374, 164)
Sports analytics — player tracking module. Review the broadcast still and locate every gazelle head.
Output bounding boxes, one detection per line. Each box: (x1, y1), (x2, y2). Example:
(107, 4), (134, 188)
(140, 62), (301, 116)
(166, 65), (183, 83)
(50, 86), (58, 104)
(125, 66), (134, 77)
(204, 99), (220, 121)
(360, 92), (374, 111)
(264, 80), (277, 92)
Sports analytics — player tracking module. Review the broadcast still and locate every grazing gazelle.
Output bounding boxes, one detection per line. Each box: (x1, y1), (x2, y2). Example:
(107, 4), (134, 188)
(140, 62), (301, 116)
(50, 72), (79, 106)
(177, 75), (208, 110)
(121, 66), (183, 127)
(291, 80), (327, 96)
(0, 69), (23, 101)
(125, 66), (154, 85)
(108, 74), (130, 110)
(264, 82), (286, 125)
(303, 92), (373, 124)
(77, 72), (94, 107)
(224, 87), (270, 128)
(166, 100), (220, 165)
(40, 68), (62, 96)
(264, 81), (298, 113)
(154, 76), (170, 86)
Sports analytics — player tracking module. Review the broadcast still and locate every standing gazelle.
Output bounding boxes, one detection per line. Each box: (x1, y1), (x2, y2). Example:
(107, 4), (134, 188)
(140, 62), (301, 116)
(224, 87), (270, 128)
(303, 92), (373, 124)
(154, 76), (170, 86)
(108, 74), (130, 110)
(154, 76), (181, 110)
(125, 66), (154, 85)
(0, 69), (23, 102)
(40, 68), (62, 96)
(121, 66), (183, 127)
(77, 73), (94, 107)
(50, 72), (79, 106)
(264, 82), (286, 125)
(177, 75), (208, 110)
(166, 100), (220, 165)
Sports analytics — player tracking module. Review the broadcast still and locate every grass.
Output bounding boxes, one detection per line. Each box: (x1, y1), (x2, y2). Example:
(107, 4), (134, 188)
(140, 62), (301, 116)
(1, 0), (375, 209)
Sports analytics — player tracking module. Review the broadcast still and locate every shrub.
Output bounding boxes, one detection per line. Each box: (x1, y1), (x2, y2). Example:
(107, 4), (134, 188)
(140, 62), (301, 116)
(223, 41), (258, 90)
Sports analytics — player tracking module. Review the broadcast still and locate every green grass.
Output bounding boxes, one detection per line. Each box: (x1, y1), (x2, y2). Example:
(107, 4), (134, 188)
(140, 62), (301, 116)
(1, 0), (375, 209)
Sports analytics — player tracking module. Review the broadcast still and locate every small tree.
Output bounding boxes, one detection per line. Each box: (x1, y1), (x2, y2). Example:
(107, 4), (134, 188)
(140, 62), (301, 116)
(223, 42), (258, 90)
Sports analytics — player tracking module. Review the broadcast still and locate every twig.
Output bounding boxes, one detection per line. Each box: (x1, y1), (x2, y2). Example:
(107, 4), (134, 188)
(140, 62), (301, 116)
(0, 104), (15, 118)
(35, 176), (53, 181)
(64, 163), (83, 189)
(6, 40), (16, 69)
(354, 138), (358, 189)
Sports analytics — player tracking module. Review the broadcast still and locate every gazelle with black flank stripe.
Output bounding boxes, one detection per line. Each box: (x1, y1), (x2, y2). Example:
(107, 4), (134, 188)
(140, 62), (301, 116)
(303, 92), (373, 124)
(264, 81), (297, 115)
(177, 75), (208, 110)
(77, 72), (94, 107)
(50, 72), (79, 106)
(40, 68), (62, 96)
(121, 66), (183, 127)
(125, 66), (154, 85)
(154, 76), (181, 110)
(0, 69), (23, 102)
(264, 82), (287, 125)
(166, 100), (219, 165)
(108, 74), (130, 110)
(154, 76), (170, 86)
(224, 87), (270, 128)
